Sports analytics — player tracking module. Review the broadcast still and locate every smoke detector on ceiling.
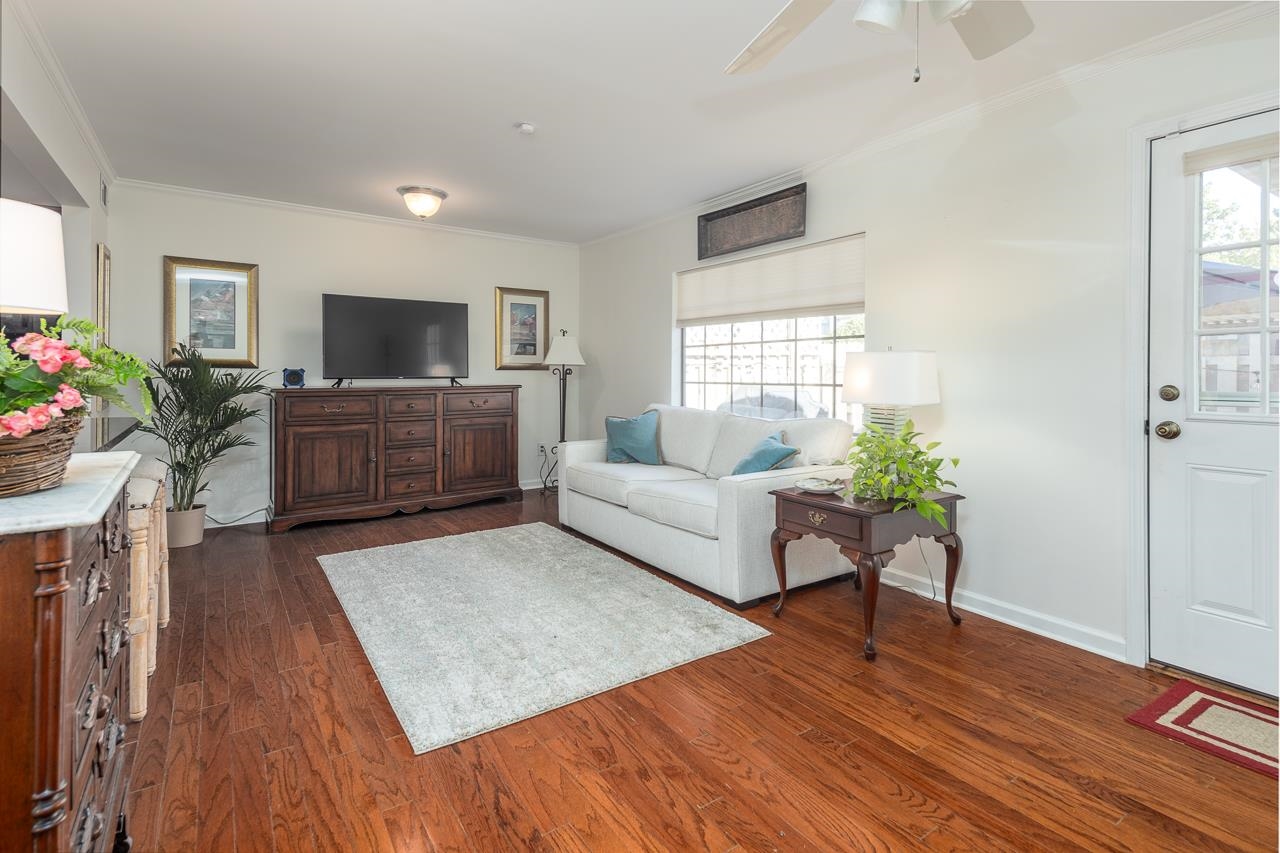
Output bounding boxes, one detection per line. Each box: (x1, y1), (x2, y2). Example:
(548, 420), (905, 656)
(513, 121), (537, 135)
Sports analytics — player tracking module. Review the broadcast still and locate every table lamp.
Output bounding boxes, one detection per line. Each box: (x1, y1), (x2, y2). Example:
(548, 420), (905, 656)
(0, 198), (69, 315)
(842, 350), (939, 431)
(542, 329), (586, 490)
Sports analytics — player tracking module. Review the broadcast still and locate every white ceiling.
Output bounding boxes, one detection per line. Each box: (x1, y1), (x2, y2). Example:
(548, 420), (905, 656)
(27, 0), (1243, 243)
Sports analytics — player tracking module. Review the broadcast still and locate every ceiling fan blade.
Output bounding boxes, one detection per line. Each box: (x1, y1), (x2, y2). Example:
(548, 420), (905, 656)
(950, 0), (1034, 60)
(724, 0), (835, 75)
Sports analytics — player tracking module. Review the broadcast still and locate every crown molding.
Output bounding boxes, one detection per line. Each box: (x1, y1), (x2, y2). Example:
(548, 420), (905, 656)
(583, 1), (1278, 249)
(5, 0), (117, 186)
(111, 178), (579, 249)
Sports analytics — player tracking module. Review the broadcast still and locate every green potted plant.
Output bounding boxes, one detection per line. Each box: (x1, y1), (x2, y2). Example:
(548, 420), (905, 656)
(843, 420), (959, 527)
(137, 343), (269, 547)
(0, 317), (150, 497)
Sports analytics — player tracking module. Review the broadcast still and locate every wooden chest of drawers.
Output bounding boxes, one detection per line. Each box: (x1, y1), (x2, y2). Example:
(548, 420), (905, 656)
(269, 386), (522, 532)
(0, 452), (140, 853)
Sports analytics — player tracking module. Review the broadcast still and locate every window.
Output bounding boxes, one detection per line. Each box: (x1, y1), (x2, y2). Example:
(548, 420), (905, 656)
(1193, 154), (1279, 416)
(682, 312), (865, 421)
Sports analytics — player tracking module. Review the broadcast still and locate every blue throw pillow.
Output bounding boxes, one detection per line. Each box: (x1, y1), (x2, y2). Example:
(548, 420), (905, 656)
(605, 410), (661, 465)
(731, 433), (799, 475)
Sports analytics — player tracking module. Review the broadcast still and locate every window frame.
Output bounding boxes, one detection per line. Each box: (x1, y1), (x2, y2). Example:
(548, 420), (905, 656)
(679, 309), (865, 422)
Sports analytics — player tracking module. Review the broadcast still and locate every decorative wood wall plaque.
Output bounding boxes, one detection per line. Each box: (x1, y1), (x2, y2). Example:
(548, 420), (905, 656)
(697, 183), (806, 260)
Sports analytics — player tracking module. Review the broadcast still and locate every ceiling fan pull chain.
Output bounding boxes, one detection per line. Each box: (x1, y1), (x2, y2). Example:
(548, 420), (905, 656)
(913, 1), (922, 83)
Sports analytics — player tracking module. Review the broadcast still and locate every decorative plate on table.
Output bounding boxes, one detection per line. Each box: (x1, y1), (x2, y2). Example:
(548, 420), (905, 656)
(794, 477), (844, 494)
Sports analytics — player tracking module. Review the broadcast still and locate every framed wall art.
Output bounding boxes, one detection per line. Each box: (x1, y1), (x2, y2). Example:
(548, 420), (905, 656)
(495, 286), (549, 370)
(163, 256), (259, 367)
(95, 243), (110, 345)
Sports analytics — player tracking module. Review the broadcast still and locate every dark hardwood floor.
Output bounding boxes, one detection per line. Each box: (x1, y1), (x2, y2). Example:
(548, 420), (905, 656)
(123, 492), (1278, 852)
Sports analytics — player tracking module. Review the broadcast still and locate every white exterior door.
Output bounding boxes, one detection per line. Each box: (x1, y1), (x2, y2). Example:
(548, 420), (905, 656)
(1148, 109), (1279, 697)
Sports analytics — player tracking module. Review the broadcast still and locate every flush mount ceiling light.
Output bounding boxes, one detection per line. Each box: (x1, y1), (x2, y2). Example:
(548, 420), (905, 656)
(397, 186), (448, 219)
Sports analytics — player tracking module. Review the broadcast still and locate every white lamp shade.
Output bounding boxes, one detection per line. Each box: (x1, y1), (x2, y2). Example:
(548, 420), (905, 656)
(543, 335), (585, 366)
(0, 198), (69, 315)
(930, 0), (974, 24)
(854, 0), (904, 34)
(842, 351), (940, 406)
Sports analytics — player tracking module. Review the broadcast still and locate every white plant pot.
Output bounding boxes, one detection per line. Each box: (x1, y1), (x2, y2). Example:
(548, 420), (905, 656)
(167, 505), (206, 548)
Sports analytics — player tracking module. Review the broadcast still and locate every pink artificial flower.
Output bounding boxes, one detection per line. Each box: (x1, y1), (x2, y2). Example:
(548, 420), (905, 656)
(54, 384), (84, 410)
(26, 404), (53, 431)
(10, 332), (49, 355)
(36, 353), (64, 374)
(0, 411), (33, 438)
(72, 355), (92, 369)
(48, 404), (63, 418)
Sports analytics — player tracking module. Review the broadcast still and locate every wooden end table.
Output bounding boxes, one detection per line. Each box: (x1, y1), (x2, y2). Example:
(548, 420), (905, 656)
(769, 486), (965, 660)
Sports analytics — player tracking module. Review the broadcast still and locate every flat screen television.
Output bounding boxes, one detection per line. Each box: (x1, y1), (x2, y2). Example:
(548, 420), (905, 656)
(322, 294), (469, 379)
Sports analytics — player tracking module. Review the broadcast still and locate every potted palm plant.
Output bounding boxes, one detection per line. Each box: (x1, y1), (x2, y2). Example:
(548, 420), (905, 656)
(138, 343), (269, 547)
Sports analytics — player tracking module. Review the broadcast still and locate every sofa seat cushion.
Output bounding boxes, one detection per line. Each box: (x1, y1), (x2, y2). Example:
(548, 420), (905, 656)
(565, 462), (703, 507)
(626, 479), (719, 539)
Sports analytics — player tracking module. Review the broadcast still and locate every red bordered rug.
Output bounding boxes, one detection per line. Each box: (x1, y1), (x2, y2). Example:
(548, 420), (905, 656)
(1126, 679), (1278, 778)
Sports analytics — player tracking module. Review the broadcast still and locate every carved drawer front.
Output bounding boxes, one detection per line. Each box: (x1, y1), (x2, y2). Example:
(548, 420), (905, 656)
(385, 472), (437, 499)
(385, 420), (436, 446)
(385, 394), (436, 418)
(283, 394), (377, 422)
(72, 532), (108, 638)
(779, 500), (863, 542)
(443, 391), (512, 415)
(385, 446), (435, 472)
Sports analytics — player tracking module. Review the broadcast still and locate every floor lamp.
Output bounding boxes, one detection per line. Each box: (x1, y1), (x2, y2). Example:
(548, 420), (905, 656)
(542, 330), (585, 492)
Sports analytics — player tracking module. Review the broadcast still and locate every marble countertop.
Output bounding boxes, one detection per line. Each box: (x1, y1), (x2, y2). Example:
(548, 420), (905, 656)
(0, 451), (141, 535)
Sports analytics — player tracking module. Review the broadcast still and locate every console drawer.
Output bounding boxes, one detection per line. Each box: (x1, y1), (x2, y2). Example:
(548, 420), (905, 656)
(384, 446), (435, 472)
(284, 395), (376, 422)
(385, 420), (435, 446)
(444, 391), (512, 415)
(385, 394), (436, 418)
(386, 472), (436, 499)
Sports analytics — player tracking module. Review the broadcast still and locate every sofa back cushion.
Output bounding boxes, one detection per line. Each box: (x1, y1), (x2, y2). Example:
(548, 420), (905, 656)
(706, 414), (852, 478)
(646, 404), (726, 473)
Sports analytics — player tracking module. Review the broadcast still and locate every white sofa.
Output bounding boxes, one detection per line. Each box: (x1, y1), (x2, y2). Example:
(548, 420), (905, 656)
(558, 404), (854, 606)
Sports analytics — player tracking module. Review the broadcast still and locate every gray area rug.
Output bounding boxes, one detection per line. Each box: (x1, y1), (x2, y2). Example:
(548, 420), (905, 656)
(316, 522), (770, 753)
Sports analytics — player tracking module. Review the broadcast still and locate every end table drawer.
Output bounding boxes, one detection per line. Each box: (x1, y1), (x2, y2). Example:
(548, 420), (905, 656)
(779, 501), (862, 541)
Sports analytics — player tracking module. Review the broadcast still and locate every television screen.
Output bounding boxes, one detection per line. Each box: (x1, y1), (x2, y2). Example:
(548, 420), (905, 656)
(322, 294), (469, 379)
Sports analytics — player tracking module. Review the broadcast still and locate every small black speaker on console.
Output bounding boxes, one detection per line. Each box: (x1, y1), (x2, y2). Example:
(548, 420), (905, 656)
(281, 368), (306, 388)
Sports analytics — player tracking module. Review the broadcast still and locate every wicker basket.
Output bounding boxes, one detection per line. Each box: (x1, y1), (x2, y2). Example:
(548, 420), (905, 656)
(0, 414), (85, 498)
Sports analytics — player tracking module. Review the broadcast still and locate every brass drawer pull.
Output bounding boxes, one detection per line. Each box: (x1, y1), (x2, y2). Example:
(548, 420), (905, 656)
(321, 403), (346, 414)
(470, 398), (488, 408)
(807, 511), (827, 526)
(407, 402), (417, 409)
(407, 429), (416, 436)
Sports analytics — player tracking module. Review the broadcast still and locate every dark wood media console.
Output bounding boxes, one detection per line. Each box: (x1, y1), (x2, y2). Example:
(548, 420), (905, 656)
(269, 385), (521, 533)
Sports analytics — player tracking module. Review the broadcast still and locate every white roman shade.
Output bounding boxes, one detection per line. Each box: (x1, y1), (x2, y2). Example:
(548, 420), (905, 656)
(676, 233), (865, 327)
(1183, 133), (1279, 175)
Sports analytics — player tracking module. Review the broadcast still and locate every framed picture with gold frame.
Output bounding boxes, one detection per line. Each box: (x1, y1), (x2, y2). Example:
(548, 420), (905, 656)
(495, 286), (549, 370)
(163, 255), (259, 367)
(95, 243), (110, 345)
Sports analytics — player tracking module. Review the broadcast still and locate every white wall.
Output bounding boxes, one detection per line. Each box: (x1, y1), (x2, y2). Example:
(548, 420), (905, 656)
(109, 183), (580, 526)
(1, 0), (109, 318)
(578, 16), (1280, 659)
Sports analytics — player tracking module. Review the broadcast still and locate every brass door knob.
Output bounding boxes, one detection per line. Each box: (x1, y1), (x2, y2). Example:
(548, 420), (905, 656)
(1154, 421), (1182, 440)
(1158, 384), (1180, 401)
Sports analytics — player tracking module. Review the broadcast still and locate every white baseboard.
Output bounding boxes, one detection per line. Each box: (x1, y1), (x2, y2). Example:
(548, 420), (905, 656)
(879, 565), (1129, 663)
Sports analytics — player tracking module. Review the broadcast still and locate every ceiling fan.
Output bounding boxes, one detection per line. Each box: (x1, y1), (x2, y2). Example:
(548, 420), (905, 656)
(725, 0), (1035, 80)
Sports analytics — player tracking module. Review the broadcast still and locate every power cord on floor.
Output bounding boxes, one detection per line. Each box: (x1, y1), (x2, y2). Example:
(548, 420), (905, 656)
(877, 538), (939, 603)
(206, 507), (269, 526)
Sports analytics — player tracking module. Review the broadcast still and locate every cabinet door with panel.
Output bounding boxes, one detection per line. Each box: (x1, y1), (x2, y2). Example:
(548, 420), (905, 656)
(283, 422), (378, 510)
(442, 416), (516, 493)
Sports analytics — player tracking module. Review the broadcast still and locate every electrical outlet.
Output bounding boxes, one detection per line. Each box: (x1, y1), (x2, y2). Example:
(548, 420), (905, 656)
(537, 443), (548, 457)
